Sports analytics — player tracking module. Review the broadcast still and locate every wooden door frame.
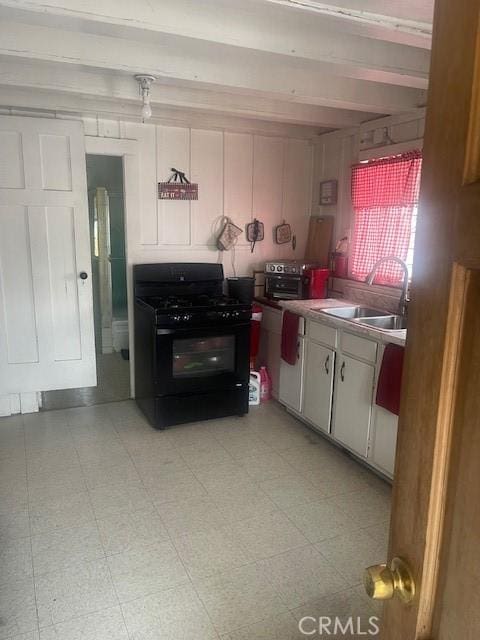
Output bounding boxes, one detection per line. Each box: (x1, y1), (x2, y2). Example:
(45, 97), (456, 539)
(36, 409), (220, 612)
(84, 135), (139, 398)
(381, 0), (480, 635)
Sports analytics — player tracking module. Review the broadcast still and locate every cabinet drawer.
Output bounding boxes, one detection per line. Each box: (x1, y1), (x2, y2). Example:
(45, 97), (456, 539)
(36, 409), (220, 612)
(307, 320), (337, 348)
(341, 332), (377, 363)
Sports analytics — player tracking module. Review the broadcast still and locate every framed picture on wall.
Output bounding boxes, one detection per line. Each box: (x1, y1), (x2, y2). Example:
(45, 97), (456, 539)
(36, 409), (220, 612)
(319, 179), (338, 205)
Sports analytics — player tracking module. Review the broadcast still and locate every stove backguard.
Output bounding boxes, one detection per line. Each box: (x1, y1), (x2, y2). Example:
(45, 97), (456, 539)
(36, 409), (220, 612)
(134, 263), (224, 300)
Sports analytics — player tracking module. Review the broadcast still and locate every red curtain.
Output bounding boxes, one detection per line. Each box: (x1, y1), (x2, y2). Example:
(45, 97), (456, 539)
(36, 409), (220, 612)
(350, 150), (422, 285)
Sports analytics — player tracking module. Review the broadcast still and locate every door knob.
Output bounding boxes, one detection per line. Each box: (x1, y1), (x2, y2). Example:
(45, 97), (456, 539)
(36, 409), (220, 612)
(79, 271), (88, 280)
(364, 557), (416, 604)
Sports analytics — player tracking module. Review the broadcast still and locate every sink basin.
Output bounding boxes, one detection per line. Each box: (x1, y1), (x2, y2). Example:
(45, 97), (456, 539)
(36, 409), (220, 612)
(317, 306), (392, 320)
(355, 315), (407, 331)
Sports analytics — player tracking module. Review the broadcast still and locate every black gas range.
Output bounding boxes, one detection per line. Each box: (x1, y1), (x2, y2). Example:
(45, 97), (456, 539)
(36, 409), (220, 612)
(134, 263), (251, 429)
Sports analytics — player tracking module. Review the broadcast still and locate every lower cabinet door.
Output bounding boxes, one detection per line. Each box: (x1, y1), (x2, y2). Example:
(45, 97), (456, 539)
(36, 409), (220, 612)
(279, 336), (305, 412)
(333, 354), (374, 457)
(303, 341), (335, 434)
(371, 406), (398, 477)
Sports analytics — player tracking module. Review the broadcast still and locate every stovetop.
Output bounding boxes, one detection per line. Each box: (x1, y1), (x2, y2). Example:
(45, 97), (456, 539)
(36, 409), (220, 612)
(136, 293), (252, 327)
(143, 294), (246, 311)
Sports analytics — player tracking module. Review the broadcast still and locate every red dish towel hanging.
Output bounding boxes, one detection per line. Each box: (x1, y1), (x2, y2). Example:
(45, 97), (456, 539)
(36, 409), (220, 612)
(376, 343), (405, 416)
(281, 311), (300, 365)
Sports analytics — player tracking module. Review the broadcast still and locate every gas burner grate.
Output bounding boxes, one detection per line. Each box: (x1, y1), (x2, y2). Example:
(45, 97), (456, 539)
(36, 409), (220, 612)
(146, 295), (244, 311)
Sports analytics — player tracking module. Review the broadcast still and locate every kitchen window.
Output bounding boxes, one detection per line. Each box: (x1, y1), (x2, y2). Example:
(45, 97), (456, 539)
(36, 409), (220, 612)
(350, 150), (422, 285)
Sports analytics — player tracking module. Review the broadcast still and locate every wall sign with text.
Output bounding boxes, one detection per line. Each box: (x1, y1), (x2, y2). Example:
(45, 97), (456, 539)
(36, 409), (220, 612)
(158, 168), (198, 200)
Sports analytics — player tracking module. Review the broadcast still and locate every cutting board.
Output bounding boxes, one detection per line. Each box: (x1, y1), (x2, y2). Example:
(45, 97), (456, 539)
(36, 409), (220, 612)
(304, 216), (333, 265)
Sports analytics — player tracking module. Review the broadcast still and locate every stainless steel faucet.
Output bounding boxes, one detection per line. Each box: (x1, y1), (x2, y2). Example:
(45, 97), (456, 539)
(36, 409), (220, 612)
(365, 256), (410, 316)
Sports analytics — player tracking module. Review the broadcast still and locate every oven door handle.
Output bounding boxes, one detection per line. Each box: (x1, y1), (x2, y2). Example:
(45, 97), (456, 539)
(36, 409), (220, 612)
(156, 322), (250, 336)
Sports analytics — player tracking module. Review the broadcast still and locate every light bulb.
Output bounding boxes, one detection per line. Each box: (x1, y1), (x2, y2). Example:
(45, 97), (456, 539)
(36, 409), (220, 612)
(141, 101), (152, 121)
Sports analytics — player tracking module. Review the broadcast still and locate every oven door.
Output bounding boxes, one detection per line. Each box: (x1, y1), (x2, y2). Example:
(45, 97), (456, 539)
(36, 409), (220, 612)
(265, 274), (304, 299)
(154, 322), (250, 396)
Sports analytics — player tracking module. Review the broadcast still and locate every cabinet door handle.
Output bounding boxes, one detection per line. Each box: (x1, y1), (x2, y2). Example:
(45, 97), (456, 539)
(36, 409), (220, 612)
(340, 361), (345, 382)
(324, 354), (330, 375)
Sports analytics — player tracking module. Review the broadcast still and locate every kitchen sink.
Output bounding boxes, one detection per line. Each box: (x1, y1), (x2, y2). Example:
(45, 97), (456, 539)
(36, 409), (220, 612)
(355, 315), (407, 331)
(317, 306), (392, 320)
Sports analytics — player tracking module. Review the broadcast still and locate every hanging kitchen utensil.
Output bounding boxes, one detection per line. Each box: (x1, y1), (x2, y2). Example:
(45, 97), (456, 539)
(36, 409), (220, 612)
(246, 218), (264, 253)
(216, 217), (243, 251)
(275, 220), (292, 244)
(158, 167), (198, 200)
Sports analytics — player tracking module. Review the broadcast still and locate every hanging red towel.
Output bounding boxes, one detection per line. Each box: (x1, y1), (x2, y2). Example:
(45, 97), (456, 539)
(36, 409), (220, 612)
(281, 311), (300, 365)
(376, 343), (405, 416)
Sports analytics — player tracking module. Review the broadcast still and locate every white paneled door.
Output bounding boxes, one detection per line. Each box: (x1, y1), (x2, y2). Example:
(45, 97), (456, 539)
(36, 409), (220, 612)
(0, 116), (96, 396)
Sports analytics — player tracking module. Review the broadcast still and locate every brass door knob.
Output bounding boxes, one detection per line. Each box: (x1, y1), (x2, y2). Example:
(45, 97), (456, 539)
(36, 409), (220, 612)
(364, 557), (416, 604)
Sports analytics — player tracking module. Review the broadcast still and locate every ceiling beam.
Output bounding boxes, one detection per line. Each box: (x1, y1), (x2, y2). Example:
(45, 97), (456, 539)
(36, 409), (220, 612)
(0, 21), (426, 114)
(263, 0), (432, 36)
(0, 0), (430, 87)
(0, 86), (324, 139)
(0, 58), (374, 128)
(261, 0), (433, 48)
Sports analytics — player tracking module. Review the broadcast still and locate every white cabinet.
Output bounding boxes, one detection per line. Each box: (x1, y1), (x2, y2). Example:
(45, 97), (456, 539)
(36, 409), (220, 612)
(333, 354), (374, 458)
(279, 336), (305, 412)
(261, 308), (400, 478)
(303, 341), (335, 434)
(371, 407), (398, 477)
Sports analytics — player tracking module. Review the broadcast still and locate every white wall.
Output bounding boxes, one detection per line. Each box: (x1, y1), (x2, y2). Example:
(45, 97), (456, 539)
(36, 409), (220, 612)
(84, 118), (313, 278)
(311, 108), (425, 247)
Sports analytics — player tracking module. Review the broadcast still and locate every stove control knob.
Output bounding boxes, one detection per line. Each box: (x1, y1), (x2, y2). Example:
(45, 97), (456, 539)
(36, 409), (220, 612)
(269, 265), (275, 272)
(276, 265), (282, 272)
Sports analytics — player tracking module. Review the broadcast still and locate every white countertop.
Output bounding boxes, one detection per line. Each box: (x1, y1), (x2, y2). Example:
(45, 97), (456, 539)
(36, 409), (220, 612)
(277, 298), (407, 347)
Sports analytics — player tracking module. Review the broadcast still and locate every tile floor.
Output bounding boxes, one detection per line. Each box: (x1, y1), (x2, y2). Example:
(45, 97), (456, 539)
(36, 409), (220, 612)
(0, 400), (391, 639)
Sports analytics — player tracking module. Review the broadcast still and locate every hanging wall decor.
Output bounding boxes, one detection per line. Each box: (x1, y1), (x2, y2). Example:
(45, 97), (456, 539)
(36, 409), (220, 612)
(319, 179), (338, 205)
(216, 217), (243, 251)
(158, 167), (198, 200)
(246, 218), (264, 253)
(274, 220), (292, 244)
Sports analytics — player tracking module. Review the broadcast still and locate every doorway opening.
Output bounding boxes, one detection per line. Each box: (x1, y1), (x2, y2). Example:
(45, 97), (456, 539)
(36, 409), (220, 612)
(41, 155), (130, 410)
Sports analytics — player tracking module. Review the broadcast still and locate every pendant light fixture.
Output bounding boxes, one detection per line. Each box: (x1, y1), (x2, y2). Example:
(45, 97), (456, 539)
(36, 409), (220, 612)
(135, 75), (156, 122)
